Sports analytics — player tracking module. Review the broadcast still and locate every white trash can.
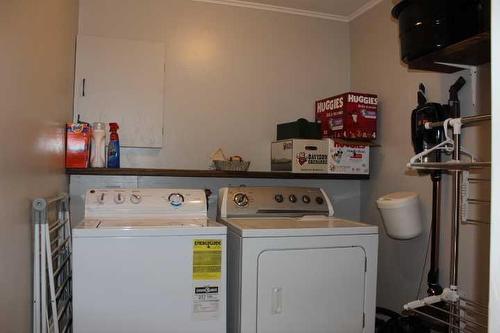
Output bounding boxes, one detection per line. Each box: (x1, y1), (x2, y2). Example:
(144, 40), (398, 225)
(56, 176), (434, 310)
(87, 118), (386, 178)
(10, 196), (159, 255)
(376, 192), (422, 240)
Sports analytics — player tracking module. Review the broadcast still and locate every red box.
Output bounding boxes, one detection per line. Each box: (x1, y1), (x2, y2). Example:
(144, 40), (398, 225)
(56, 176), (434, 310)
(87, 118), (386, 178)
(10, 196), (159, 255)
(315, 92), (378, 141)
(65, 123), (91, 168)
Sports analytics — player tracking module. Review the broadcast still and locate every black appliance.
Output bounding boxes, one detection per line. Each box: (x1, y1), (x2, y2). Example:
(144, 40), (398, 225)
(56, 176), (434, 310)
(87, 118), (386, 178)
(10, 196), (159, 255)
(392, 0), (489, 63)
(375, 307), (431, 333)
(276, 118), (321, 140)
(411, 84), (448, 164)
(410, 77), (465, 296)
(411, 84), (448, 296)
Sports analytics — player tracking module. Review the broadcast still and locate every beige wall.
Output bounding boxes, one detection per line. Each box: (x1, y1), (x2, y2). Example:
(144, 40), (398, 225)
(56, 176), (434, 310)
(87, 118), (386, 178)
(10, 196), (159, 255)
(78, 0), (351, 170)
(0, 0), (491, 327)
(350, 0), (491, 311)
(0, 0), (78, 330)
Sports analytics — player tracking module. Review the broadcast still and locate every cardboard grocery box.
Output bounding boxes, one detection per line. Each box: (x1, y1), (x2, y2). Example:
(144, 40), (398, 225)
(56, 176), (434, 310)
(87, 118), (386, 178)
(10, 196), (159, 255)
(316, 92), (378, 141)
(271, 139), (369, 174)
(327, 139), (369, 175)
(271, 139), (328, 173)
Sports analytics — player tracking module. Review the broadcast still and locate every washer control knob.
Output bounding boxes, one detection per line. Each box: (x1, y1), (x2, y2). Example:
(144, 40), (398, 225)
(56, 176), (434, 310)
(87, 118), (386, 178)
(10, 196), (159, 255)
(274, 194), (284, 203)
(302, 195), (311, 204)
(315, 196), (324, 205)
(130, 193), (142, 204)
(168, 193), (184, 207)
(114, 193), (126, 204)
(233, 193), (249, 207)
(289, 194), (297, 203)
(97, 193), (106, 204)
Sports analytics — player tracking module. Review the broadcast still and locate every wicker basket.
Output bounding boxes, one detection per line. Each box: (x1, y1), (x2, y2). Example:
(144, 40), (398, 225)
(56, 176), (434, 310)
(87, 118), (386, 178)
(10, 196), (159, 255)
(213, 160), (250, 171)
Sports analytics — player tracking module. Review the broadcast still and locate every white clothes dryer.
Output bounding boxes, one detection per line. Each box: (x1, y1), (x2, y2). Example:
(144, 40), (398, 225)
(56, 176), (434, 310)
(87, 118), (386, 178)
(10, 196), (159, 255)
(218, 186), (378, 333)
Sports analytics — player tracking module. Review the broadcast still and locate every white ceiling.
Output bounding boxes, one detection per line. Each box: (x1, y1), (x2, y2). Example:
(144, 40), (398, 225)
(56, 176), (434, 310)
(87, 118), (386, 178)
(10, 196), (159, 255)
(240, 0), (375, 17)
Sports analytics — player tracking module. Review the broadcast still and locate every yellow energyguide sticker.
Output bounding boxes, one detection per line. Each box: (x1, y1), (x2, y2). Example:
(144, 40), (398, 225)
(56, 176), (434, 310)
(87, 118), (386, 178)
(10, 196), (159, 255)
(193, 239), (222, 280)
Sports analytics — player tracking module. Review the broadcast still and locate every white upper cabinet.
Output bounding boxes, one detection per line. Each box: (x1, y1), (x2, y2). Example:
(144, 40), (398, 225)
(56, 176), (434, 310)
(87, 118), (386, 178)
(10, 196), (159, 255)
(74, 35), (165, 148)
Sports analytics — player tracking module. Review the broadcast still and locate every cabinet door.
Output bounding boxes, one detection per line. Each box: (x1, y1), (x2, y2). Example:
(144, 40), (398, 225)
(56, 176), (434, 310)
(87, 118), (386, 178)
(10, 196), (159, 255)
(257, 247), (366, 333)
(74, 35), (164, 148)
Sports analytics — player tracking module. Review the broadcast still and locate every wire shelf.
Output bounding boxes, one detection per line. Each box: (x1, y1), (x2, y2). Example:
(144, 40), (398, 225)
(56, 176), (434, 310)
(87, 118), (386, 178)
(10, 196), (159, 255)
(409, 161), (491, 171)
(406, 297), (488, 332)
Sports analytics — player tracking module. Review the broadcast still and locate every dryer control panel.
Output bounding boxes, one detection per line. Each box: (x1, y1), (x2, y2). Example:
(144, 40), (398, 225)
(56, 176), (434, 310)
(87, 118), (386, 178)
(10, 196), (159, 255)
(84, 188), (207, 219)
(218, 187), (333, 218)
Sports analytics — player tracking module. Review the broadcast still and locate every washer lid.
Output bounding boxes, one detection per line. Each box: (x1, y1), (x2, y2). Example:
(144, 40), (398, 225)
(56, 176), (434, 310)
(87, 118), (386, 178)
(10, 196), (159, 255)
(73, 218), (226, 237)
(223, 216), (378, 237)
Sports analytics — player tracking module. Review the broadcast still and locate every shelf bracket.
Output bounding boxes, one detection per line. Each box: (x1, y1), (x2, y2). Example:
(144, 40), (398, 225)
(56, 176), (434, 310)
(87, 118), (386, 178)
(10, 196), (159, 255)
(435, 62), (479, 114)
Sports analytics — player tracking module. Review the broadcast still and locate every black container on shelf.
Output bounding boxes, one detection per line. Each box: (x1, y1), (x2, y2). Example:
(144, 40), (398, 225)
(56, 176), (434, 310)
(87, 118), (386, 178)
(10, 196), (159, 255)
(391, 0), (489, 63)
(277, 118), (321, 140)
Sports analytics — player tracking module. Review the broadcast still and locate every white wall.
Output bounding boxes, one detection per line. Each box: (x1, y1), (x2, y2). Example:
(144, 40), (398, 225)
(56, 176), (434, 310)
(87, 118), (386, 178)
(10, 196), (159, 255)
(78, 0), (351, 171)
(489, 0), (499, 330)
(0, 0), (78, 330)
(350, 0), (491, 312)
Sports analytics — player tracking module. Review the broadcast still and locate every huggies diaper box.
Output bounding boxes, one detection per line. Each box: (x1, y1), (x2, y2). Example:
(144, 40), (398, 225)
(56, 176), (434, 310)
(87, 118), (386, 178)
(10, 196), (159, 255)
(316, 92), (377, 141)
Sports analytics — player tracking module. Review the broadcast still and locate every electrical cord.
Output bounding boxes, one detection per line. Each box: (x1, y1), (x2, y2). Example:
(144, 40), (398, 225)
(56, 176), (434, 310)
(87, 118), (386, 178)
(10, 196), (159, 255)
(416, 226), (432, 300)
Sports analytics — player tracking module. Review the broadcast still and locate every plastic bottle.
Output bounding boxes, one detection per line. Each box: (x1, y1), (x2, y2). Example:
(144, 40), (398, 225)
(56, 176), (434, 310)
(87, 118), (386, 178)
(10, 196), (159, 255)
(107, 123), (120, 168)
(90, 122), (106, 168)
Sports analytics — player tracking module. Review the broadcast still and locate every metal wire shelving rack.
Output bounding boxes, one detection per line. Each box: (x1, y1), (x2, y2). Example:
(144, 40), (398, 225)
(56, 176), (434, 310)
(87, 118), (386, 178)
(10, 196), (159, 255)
(33, 193), (72, 333)
(406, 114), (491, 333)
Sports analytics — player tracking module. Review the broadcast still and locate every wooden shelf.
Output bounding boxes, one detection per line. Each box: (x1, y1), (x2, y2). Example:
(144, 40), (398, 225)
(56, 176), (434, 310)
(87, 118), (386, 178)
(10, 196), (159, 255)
(408, 32), (490, 73)
(66, 168), (369, 180)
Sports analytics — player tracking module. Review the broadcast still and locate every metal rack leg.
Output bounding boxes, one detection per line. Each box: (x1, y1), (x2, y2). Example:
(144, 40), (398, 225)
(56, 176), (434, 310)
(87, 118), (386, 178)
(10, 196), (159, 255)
(449, 132), (462, 332)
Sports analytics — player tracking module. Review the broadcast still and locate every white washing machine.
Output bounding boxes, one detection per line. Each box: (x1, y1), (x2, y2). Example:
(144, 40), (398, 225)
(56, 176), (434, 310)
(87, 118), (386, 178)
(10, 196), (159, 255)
(72, 188), (226, 333)
(218, 186), (378, 333)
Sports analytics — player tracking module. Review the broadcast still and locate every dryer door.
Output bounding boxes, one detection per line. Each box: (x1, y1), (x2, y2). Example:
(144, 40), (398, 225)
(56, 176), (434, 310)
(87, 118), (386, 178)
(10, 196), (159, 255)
(257, 247), (366, 333)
